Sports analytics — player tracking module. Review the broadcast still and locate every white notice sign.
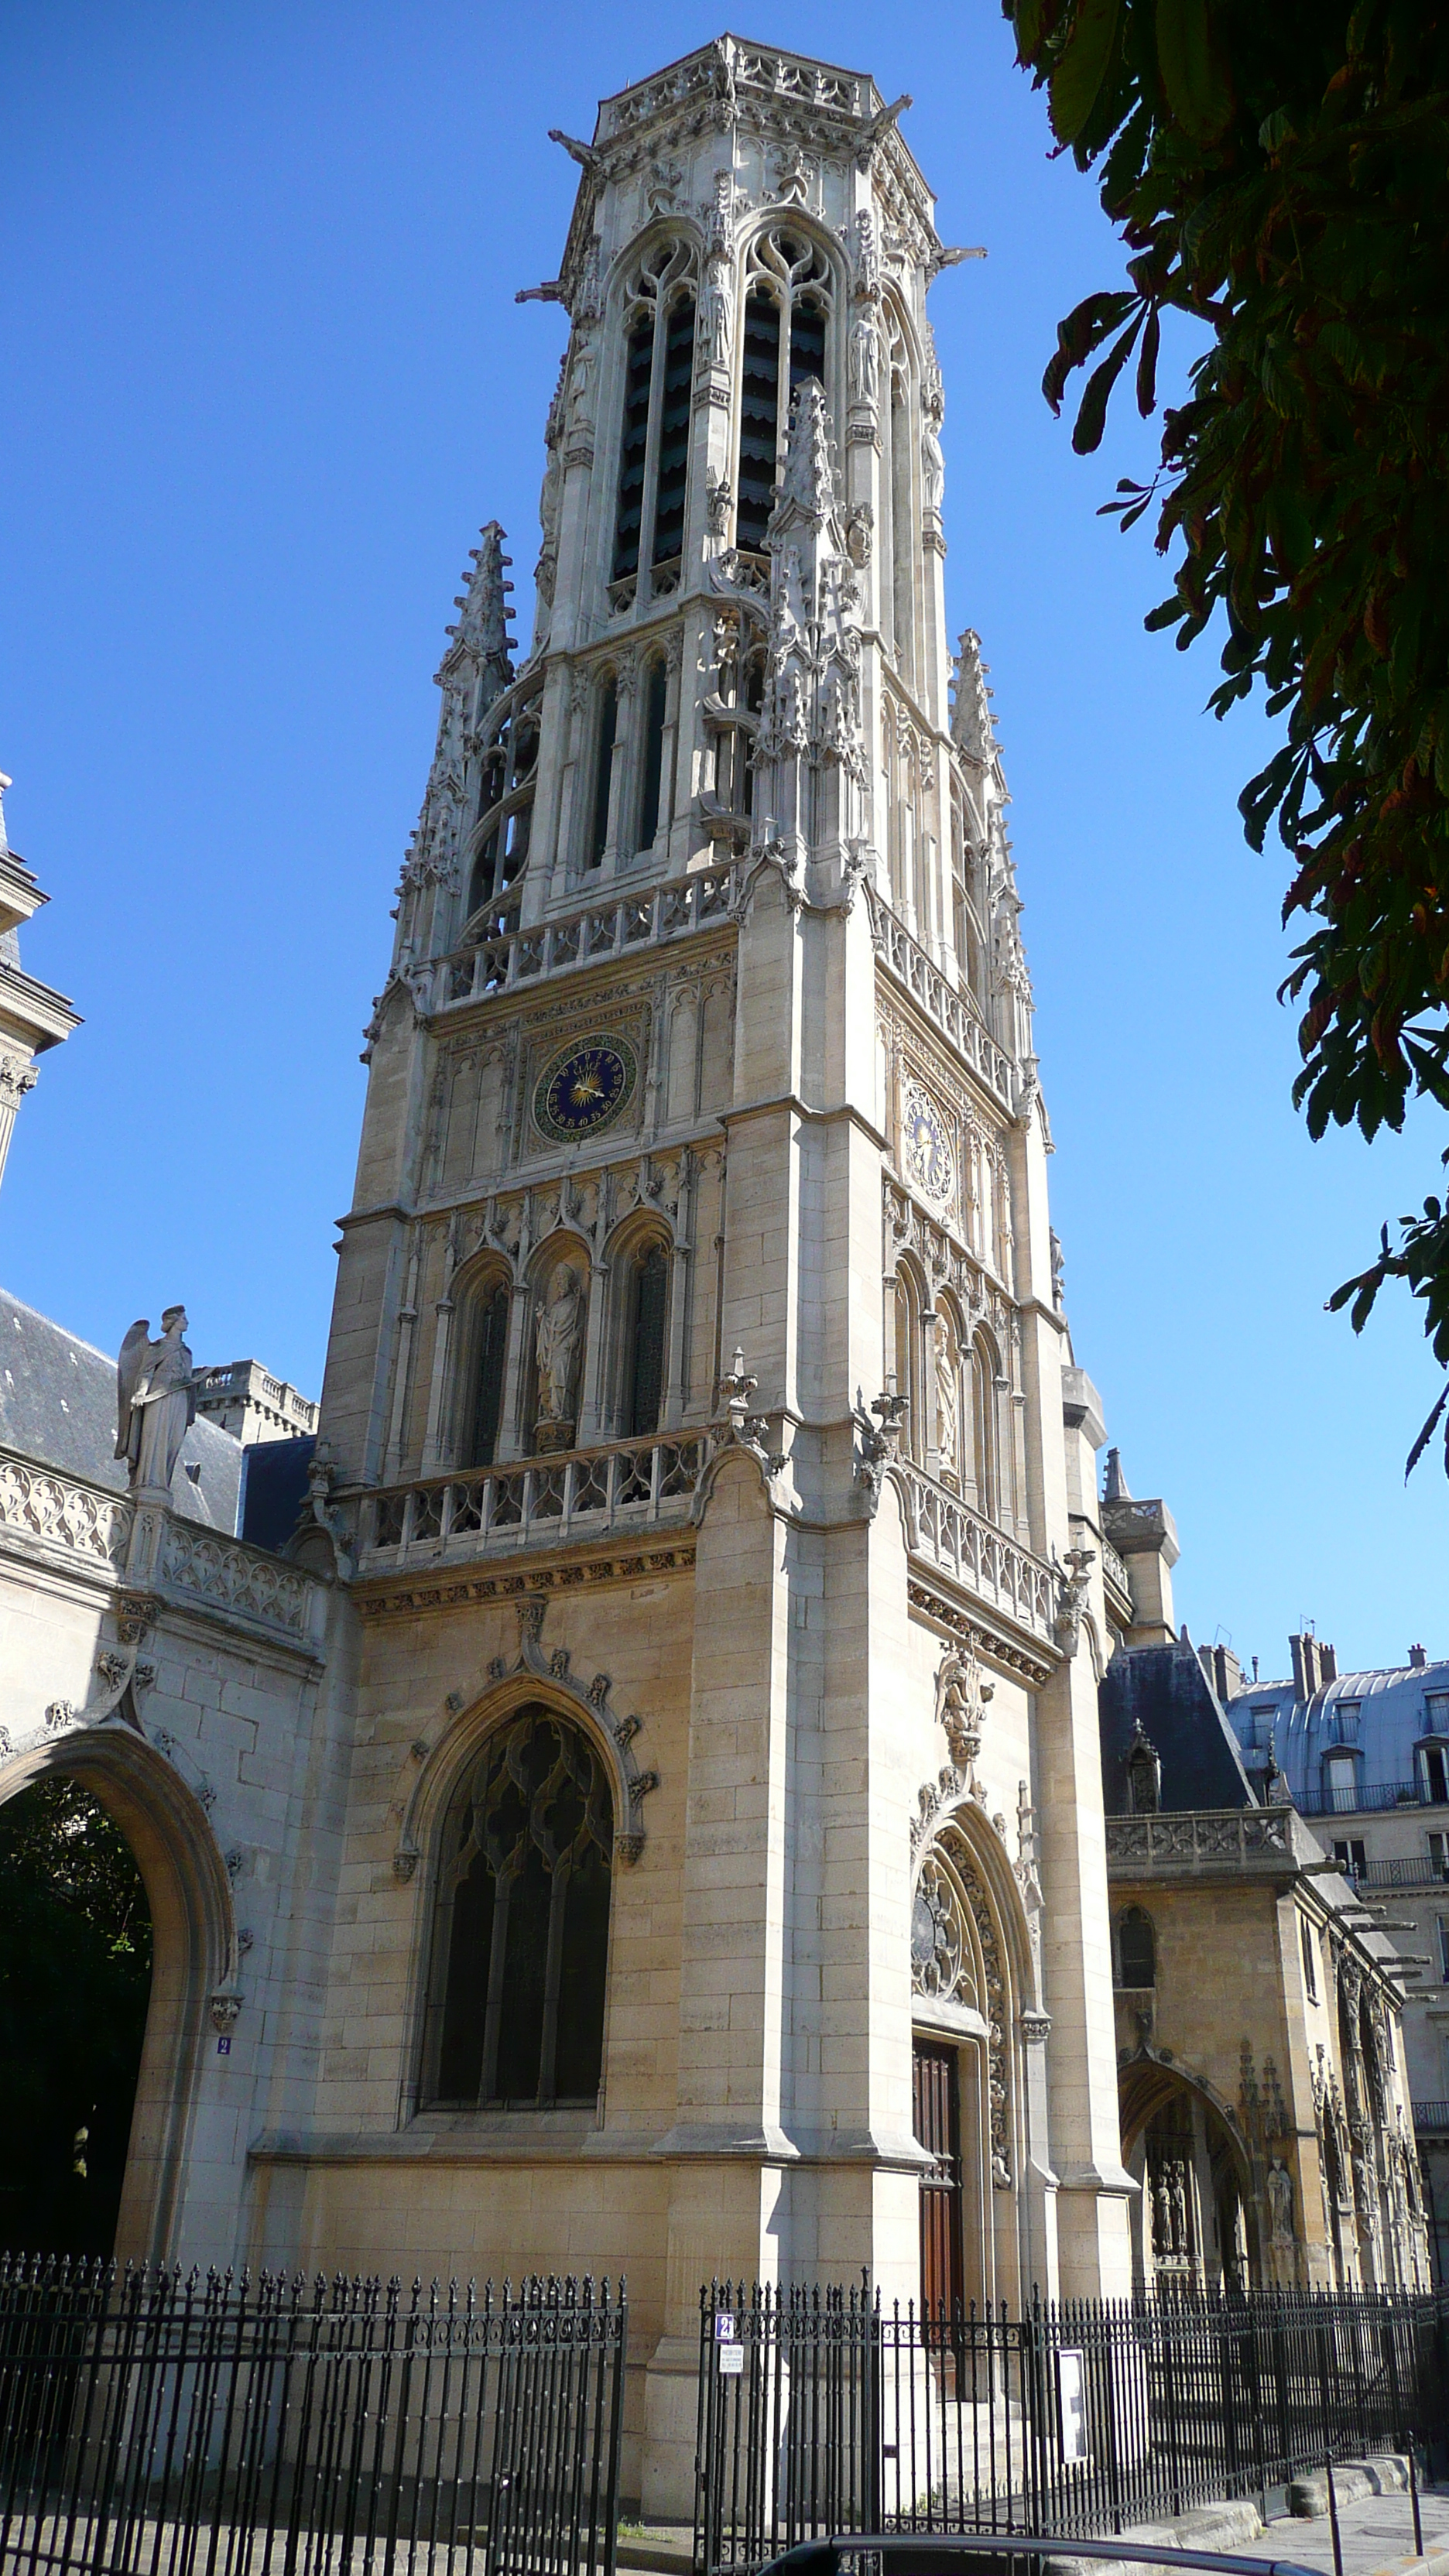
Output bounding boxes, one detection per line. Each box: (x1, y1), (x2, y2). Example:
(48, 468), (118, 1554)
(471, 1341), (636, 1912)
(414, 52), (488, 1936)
(1057, 2348), (1089, 2464)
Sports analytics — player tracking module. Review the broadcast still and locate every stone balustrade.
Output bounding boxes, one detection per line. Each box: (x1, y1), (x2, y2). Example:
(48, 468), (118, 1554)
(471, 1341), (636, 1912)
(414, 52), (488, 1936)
(361, 1430), (718, 1567)
(0, 1444), (324, 1649)
(891, 1458), (1056, 1643)
(157, 1519), (320, 1645)
(865, 887), (1016, 1111)
(437, 862), (740, 1012)
(1105, 1807), (1300, 1870)
(1100, 1534), (1132, 1604)
(0, 1451), (134, 1572)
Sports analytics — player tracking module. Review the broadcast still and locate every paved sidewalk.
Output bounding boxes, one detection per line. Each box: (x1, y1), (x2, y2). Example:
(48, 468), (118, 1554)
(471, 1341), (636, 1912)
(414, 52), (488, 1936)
(1241, 2485), (1449, 2576)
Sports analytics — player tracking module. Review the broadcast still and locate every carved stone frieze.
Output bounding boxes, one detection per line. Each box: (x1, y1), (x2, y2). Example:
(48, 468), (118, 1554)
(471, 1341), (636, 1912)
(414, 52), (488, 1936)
(356, 1542), (696, 1622)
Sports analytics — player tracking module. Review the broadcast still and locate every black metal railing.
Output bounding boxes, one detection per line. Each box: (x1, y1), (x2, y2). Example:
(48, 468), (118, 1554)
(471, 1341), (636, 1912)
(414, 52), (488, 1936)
(0, 2258), (626, 2576)
(694, 2283), (1449, 2576)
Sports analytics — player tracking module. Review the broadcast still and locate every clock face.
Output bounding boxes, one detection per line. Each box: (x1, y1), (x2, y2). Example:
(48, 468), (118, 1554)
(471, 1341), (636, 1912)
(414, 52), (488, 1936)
(533, 1035), (638, 1144)
(903, 1088), (954, 1205)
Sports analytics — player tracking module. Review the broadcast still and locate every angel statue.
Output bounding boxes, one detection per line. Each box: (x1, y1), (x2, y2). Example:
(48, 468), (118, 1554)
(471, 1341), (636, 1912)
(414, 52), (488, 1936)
(116, 1307), (196, 1495)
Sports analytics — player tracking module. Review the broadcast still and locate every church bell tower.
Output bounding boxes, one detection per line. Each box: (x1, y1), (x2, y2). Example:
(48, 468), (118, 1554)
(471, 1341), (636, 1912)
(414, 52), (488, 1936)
(313, 36), (1132, 2513)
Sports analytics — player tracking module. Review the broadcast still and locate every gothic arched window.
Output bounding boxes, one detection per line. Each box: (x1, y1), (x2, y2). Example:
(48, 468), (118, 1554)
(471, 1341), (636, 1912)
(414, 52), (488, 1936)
(735, 229), (832, 553)
(467, 687), (541, 923)
(423, 1708), (614, 2111)
(612, 319), (654, 585)
(652, 295), (696, 576)
(1116, 1907), (1156, 1989)
(971, 1332), (999, 1521)
(588, 677), (618, 868)
(636, 657), (669, 854)
(626, 1242), (669, 1437)
(610, 242), (697, 605)
(463, 1279), (510, 1469)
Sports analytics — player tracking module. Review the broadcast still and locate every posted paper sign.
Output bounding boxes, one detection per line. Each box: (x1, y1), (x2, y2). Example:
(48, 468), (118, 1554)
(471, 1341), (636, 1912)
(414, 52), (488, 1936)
(1056, 2348), (1089, 2464)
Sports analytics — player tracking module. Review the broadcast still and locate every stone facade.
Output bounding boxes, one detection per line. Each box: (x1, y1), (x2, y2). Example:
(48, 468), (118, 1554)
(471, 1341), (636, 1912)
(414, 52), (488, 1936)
(1218, 1639), (1449, 2283)
(194, 1362), (320, 1447)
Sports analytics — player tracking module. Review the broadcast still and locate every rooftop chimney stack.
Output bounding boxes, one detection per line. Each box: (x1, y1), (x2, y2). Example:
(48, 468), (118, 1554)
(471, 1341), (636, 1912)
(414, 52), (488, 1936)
(1410, 1643), (1427, 1670)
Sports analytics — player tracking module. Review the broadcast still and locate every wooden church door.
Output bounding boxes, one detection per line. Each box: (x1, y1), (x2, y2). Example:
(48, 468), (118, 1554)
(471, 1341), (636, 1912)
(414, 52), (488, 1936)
(913, 2037), (964, 2317)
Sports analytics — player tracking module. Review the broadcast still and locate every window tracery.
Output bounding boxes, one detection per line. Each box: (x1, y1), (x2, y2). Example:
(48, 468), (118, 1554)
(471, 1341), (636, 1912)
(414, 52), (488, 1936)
(610, 239), (698, 608)
(466, 686), (541, 925)
(701, 612), (766, 842)
(423, 1706), (614, 2112)
(912, 1829), (1013, 2189)
(735, 228), (832, 553)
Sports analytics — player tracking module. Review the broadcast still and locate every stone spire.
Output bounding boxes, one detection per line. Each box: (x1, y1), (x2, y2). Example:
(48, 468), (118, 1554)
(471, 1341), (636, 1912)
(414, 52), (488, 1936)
(748, 382), (866, 909)
(396, 524), (517, 946)
(447, 520), (516, 704)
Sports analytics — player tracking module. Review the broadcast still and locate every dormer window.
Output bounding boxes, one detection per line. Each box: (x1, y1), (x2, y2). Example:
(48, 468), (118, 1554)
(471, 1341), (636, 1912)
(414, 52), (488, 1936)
(1125, 1724), (1161, 1816)
(609, 241), (697, 607)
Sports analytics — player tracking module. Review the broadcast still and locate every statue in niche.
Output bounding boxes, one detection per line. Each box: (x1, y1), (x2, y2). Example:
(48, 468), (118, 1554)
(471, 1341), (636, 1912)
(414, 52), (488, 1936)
(1267, 2156), (1294, 2248)
(116, 1308), (196, 1495)
(534, 1262), (586, 1450)
(933, 1315), (960, 1487)
(848, 311), (879, 410)
(701, 248), (734, 370)
(1170, 2160), (1189, 2254)
(922, 412), (946, 513)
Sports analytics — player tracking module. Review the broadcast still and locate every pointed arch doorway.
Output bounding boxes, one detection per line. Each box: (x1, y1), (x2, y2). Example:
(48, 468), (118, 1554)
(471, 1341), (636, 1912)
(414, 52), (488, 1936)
(0, 1775), (152, 2256)
(0, 1729), (236, 2265)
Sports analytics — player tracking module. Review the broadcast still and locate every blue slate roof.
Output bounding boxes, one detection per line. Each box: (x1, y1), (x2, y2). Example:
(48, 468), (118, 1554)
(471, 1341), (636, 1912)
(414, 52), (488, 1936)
(0, 1286), (242, 1534)
(1099, 1639), (1257, 1814)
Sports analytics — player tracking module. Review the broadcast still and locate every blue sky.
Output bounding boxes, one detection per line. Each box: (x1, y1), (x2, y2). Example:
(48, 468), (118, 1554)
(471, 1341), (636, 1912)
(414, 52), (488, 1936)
(3, 2), (1444, 1675)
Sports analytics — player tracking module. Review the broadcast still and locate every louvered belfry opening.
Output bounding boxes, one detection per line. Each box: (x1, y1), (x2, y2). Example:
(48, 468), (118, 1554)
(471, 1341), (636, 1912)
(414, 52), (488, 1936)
(612, 319), (655, 583)
(637, 660), (668, 852)
(736, 289), (782, 551)
(426, 1710), (614, 2110)
(588, 677), (618, 867)
(652, 293), (696, 568)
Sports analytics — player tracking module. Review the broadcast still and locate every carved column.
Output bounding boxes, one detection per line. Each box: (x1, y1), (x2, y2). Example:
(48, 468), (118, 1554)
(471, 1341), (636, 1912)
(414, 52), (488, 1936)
(420, 1296), (457, 1474)
(496, 1286), (532, 1463)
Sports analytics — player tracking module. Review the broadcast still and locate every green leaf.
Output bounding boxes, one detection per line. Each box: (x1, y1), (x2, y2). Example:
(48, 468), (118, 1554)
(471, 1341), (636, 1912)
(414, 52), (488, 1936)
(1072, 307), (1145, 451)
(1136, 305), (1161, 415)
(1011, 0), (1044, 62)
(1155, 0), (1234, 143)
(1050, 0), (1122, 146)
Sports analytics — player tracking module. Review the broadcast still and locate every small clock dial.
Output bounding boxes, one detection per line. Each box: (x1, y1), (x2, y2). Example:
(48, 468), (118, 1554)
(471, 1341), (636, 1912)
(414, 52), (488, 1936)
(903, 1088), (954, 1206)
(533, 1036), (638, 1144)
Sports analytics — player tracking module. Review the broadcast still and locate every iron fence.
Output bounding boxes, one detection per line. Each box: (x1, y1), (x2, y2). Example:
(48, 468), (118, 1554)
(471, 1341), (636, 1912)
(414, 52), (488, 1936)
(0, 2259), (625, 2576)
(694, 2282), (1449, 2576)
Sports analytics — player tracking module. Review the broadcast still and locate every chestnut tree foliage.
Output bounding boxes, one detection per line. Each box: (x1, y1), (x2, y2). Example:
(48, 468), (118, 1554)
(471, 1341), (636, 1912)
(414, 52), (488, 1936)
(1004, 0), (1449, 1469)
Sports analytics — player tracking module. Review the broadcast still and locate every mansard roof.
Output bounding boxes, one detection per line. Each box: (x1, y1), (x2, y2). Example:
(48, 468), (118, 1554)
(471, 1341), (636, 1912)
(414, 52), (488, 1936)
(0, 1285), (242, 1534)
(1225, 1655), (1449, 1800)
